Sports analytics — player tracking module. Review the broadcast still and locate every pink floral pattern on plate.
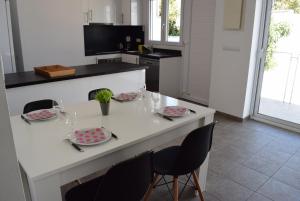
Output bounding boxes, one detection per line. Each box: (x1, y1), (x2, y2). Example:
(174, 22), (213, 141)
(162, 106), (187, 117)
(73, 128), (110, 145)
(25, 109), (56, 121)
(115, 92), (138, 102)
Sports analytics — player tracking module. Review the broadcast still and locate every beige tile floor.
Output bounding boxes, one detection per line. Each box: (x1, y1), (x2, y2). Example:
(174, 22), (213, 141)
(62, 113), (300, 201)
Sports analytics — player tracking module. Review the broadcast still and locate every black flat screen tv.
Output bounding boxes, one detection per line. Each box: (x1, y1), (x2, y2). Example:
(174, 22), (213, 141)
(84, 24), (144, 56)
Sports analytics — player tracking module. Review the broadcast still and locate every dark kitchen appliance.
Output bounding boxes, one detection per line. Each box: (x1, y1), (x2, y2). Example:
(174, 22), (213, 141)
(139, 57), (159, 92)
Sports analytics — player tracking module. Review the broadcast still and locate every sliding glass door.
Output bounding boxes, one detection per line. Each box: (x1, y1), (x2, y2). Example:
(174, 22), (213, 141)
(253, 0), (300, 129)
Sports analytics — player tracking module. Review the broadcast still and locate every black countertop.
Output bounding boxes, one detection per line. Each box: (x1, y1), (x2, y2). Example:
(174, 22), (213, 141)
(123, 48), (182, 59)
(5, 62), (148, 89)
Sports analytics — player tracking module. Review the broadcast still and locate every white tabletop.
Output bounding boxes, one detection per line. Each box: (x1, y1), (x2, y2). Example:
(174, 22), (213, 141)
(10, 92), (215, 180)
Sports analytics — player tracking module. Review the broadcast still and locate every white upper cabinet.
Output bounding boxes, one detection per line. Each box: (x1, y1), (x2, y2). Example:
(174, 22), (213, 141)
(81, 0), (89, 25)
(121, 0), (142, 25)
(130, 0), (142, 25)
(82, 0), (118, 25)
(121, 0), (131, 25)
(90, 0), (117, 24)
(82, 0), (142, 25)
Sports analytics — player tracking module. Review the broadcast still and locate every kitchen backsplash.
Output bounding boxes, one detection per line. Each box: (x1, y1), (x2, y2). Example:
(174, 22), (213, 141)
(84, 24), (144, 56)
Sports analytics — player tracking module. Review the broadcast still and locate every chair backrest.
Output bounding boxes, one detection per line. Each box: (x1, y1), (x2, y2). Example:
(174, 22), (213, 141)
(174, 122), (215, 175)
(23, 99), (57, 114)
(88, 88), (113, 101)
(94, 151), (153, 201)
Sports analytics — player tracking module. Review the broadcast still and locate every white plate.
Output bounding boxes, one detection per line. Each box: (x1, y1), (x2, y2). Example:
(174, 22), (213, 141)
(68, 127), (112, 146)
(113, 92), (139, 102)
(25, 109), (57, 121)
(157, 106), (189, 118)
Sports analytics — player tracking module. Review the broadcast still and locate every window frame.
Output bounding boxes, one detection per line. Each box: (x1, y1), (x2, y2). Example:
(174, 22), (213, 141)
(147, 0), (184, 46)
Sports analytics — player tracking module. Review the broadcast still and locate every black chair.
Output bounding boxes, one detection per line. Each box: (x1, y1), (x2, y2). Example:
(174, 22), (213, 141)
(65, 151), (153, 201)
(144, 122), (215, 201)
(88, 88), (113, 101)
(23, 99), (57, 114)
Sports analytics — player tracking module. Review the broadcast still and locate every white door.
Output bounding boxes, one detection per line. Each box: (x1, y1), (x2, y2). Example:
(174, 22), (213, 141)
(0, 0), (15, 74)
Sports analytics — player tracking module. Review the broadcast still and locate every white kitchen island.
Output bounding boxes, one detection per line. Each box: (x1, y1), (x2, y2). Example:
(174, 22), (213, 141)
(5, 63), (146, 115)
(10, 92), (215, 201)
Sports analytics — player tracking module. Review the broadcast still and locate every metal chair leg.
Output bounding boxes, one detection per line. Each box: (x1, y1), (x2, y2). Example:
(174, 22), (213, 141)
(179, 173), (192, 199)
(192, 171), (205, 201)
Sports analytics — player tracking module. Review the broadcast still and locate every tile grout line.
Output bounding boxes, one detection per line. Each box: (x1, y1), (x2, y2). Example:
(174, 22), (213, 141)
(270, 165), (300, 192)
(210, 156), (276, 201)
(242, 128), (299, 201)
(208, 169), (255, 197)
(211, 115), (300, 201)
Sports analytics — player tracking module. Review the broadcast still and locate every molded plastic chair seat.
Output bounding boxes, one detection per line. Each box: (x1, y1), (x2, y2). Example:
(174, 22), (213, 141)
(65, 151), (153, 201)
(153, 146), (184, 176)
(23, 99), (57, 114)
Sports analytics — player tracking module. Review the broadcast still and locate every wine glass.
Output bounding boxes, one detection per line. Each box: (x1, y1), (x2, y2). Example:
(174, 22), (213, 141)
(139, 84), (147, 99)
(53, 98), (65, 113)
(151, 92), (160, 112)
(64, 111), (77, 135)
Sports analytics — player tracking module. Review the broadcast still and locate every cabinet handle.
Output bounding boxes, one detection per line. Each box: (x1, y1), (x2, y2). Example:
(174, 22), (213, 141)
(85, 12), (89, 24)
(89, 10), (93, 22)
(136, 58), (138, 64)
(121, 13), (124, 24)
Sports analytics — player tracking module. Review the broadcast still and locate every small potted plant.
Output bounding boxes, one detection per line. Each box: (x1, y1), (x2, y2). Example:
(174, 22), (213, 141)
(95, 89), (113, 116)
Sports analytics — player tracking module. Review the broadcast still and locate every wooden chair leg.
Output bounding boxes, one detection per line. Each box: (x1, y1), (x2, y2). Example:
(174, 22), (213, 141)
(153, 175), (162, 187)
(144, 174), (159, 201)
(192, 171), (205, 201)
(173, 176), (179, 201)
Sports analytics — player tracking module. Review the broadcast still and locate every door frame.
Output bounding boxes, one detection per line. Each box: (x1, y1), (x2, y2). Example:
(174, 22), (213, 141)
(0, 0), (16, 73)
(251, 0), (300, 132)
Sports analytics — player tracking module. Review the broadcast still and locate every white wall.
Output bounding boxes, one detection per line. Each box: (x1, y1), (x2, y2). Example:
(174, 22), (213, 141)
(209, 0), (262, 118)
(14, 0), (90, 71)
(183, 0), (216, 105)
(12, 0), (123, 71)
(0, 57), (26, 201)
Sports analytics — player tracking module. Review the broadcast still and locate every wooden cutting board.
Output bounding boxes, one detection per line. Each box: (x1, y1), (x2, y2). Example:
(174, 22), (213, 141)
(34, 65), (76, 78)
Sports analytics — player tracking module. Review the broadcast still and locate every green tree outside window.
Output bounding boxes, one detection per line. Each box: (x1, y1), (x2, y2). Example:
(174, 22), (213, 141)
(168, 0), (180, 36)
(265, 0), (300, 71)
